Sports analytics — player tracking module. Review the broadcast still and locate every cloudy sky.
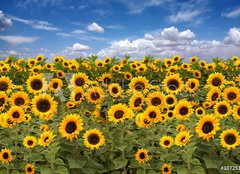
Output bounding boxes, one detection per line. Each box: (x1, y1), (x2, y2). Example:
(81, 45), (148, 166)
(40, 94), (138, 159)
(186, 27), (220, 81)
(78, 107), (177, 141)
(0, 0), (240, 60)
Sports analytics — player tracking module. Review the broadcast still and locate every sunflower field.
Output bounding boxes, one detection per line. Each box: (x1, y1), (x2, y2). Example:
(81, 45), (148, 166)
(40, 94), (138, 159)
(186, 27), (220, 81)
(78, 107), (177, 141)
(0, 55), (240, 174)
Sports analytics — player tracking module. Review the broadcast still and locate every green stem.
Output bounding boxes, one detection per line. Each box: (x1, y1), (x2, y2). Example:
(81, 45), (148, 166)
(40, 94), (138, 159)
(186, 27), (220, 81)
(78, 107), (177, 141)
(121, 124), (126, 174)
(6, 164), (9, 174)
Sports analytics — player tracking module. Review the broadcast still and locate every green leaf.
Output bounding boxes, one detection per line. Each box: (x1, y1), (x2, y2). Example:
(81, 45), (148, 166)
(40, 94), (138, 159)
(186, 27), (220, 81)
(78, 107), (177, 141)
(55, 166), (69, 174)
(11, 170), (20, 174)
(137, 169), (144, 174)
(192, 166), (205, 174)
(67, 157), (87, 169)
(40, 166), (51, 173)
(203, 155), (222, 169)
(113, 157), (128, 170)
(177, 165), (188, 174)
(191, 158), (201, 166)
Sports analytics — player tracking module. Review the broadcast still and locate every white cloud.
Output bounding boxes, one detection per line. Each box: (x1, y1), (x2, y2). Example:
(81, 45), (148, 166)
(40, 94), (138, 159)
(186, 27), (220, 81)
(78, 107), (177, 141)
(0, 11), (13, 31)
(98, 26), (240, 61)
(222, 7), (240, 18)
(0, 35), (39, 45)
(71, 29), (86, 34)
(117, 0), (171, 14)
(56, 32), (72, 37)
(87, 22), (104, 33)
(6, 50), (18, 55)
(72, 43), (90, 51)
(17, 0), (64, 8)
(60, 43), (90, 58)
(224, 27), (240, 45)
(169, 10), (203, 23)
(9, 15), (60, 31)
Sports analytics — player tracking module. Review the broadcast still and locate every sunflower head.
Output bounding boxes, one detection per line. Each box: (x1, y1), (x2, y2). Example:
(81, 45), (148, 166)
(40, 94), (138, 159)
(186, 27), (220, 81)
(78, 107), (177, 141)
(163, 74), (183, 94)
(162, 163), (172, 174)
(214, 101), (232, 118)
(129, 76), (149, 93)
(129, 92), (144, 111)
(38, 131), (55, 147)
(220, 129), (240, 150)
(207, 73), (225, 88)
(70, 72), (89, 88)
(0, 148), (12, 164)
(174, 100), (193, 120)
(195, 114), (220, 141)
(0, 76), (12, 93)
(86, 87), (105, 104)
(108, 83), (123, 98)
(23, 136), (37, 149)
(83, 129), (105, 150)
(160, 136), (174, 149)
(175, 131), (192, 147)
(26, 74), (47, 94)
(25, 163), (35, 174)
(59, 114), (83, 141)
(135, 148), (149, 164)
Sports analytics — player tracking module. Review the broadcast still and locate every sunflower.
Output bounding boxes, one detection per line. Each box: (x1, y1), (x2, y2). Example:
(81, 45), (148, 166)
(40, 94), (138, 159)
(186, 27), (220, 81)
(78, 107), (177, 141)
(223, 87), (240, 103)
(108, 83), (123, 98)
(83, 129), (105, 150)
(95, 60), (105, 68)
(195, 107), (205, 117)
(70, 72), (89, 88)
(8, 106), (25, 124)
(0, 113), (14, 128)
(233, 104), (240, 120)
(180, 63), (190, 70)
(0, 76), (12, 93)
(31, 94), (58, 120)
(172, 55), (180, 62)
(163, 74), (183, 94)
(26, 74), (47, 94)
(100, 73), (112, 86)
(38, 131), (55, 147)
(129, 92), (144, 111)
(66, 101), (76, 109)
(40, 124), (49, 131)
(124, 72), (133, 81)
(176, 124), (185, 132)
(206, 63), (216, 71)
(59, 114), (83, 141)
(23, 136), (37, 149)
(193, 70), (202, 79)
(206, 87), (221, 103)
(175, 131), (192, 147)
(220, 129), (240, 150)
(135, 113), (152, 128)
(160, 136), (174, 149)
(166, 110), (174, 120)
(49, 78), (63, 93)
(56, 70), (65, 79)
(70, 87), (84, 104)
(86, 87), (105, 104)
(0, 148), (12, 164)
(108, 103), (134, 124)
(44, 63), (53, 71)
(174, 100), (193, 120)
(10, 91), (29, 106)
(144, 106), (161, 123)
(195, 115), (220, 141)
(214, 101), (231, 118)
(164, 95), (177, 108)
(190, 56), (198, 63)
(24, 114), (31, 122)
(162, 163), (172, 174)
(129, 76), (149, 93)
(0, 91), (7, 111)
(104, 57), (112, 64)
(135, 148), (149, 164)
(146, 92), (164, 107)
(53, 56), (63, 63)
(25, 163), (35, 174)
(199, 60), (206, 67)
(207, 73), (225, 88)
(185, 78), (199, 93)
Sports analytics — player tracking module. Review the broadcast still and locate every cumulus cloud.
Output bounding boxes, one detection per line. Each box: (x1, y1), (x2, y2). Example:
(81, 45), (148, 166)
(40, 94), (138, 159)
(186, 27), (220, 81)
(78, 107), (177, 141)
(58, 43), (90, 58)
(0, 11), (13, 31)
(169, 10), (203, 23)
(98, 26), (240, 60)
(0, 35), (39, 45)
(87, 22), (104, 33)
(222, 7), (240, 18)
(224, 27), (240, 45)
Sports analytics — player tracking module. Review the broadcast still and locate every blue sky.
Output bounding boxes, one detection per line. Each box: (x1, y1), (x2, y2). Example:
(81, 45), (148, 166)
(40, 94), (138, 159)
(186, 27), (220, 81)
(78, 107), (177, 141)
(0, 0), (240, 60)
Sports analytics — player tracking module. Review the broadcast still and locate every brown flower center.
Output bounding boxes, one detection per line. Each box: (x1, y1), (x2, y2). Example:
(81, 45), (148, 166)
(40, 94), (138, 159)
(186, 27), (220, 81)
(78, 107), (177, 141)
(75, 77), (85, 86)
(15, 97), (24, 106)
(217, 105), (228, 115)
(151, 97), (161, 106)
(139, 152), (145, 159)
(114, 110), (124, 119)
(227, 92), (237, 100)
(134, 82), (145, 91)
(202, 121), (213, 134)
(65, 121), (77, 134)
(134, 98), (142, 107)
(149, 111), (157, 118)
(75, 93), (82, 101)
(0, 82), (8, 91)
(167, 79), (179, 91)
(212, 77), (221, 86)
(224, 133), (236, 145)
(179, 107), (188, 115)
(88, 133), (100, 145)
(90, 92), (100, 100)
(30, 79), (43, 90)
(12, 111), (20, 118)
(36, 99), (51, 112)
